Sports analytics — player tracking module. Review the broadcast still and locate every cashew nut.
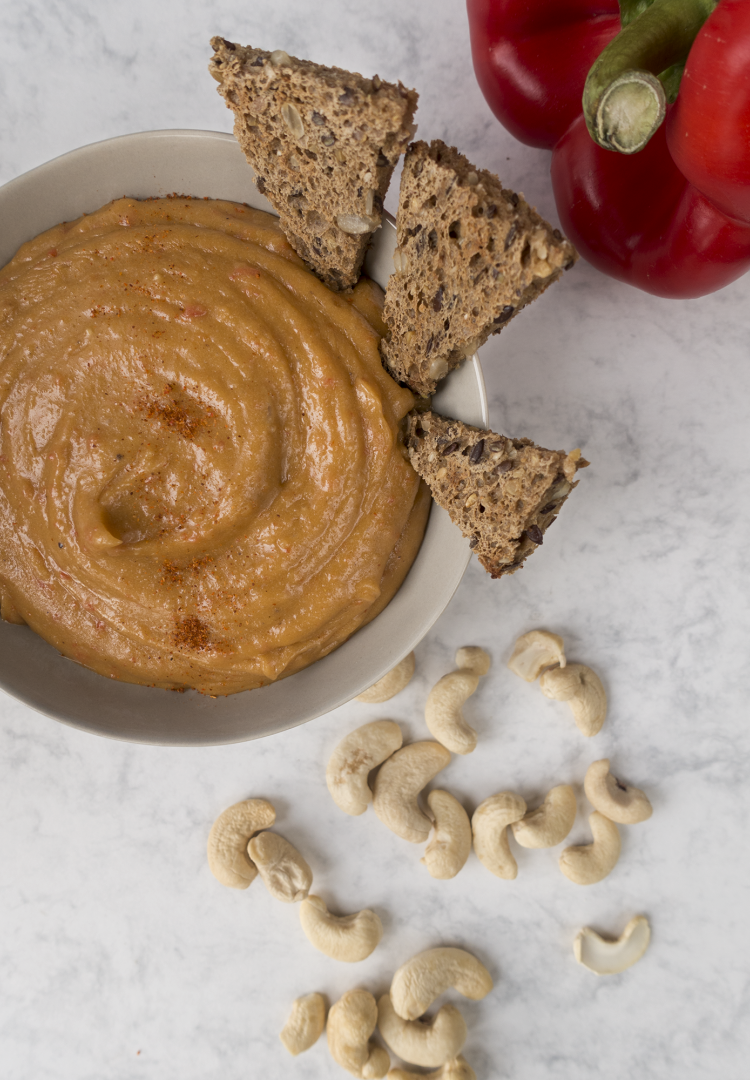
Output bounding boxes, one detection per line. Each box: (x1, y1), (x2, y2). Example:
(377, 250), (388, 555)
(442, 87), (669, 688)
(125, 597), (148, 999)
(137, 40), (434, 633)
(507, 629), (566, 681)
(280, 992), (327, 1055)
(327, 989), (390, 1079)
(539, 663), (607, 736)
(299, 895), (383, 962)
(356, 653), (415, 703)
(574, 915), (651, 975)
(584, 759), (653, 824)
(206, 798), (276, 889)
(559, 811), (621, 885)
(388, 1057), (476, 1080)
(246, 831), (313, 902)
(390, 947), (493, 1021)
(425, 647), (490, 754)
(327, 721), (404, 816)
(421, 790), (472, 880)
(372, 742), (452, 843)
(377, 992), (466, 1068)
(511, 784), (577, 849)
(471, 792), (527, 879)
(454, 646), (491, 677)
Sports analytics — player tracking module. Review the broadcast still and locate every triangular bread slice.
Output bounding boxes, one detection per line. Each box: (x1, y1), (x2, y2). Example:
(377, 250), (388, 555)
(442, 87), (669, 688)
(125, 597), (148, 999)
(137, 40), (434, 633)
(209, 38), (418, 291)
(381, 140), (577, 396)
(405, 410), (586, 578)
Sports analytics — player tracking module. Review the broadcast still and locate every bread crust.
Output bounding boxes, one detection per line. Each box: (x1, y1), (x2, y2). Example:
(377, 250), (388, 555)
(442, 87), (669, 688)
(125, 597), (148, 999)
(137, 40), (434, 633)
(381, 141), (577, 396)
(209, 38), (417, 291)
(405, 410), (586, 578)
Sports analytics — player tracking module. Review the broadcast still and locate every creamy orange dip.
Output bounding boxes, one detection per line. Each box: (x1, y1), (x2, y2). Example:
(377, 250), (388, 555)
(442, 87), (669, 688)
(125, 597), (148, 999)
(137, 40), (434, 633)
(0, 196), (428, 695)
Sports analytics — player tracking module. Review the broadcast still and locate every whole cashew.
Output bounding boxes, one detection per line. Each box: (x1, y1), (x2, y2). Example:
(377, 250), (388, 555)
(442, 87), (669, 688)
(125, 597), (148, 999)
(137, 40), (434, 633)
(356, 653), (415, 703)
(574, 914), (651, 975)
(247, 831), (313, 902)
(327, 989), (390, 1079)
(584, 759), (653, 824)
(280, 992), (327, 1055)
(390, 947), (493, 1021)
(377, 992), (466, 1068)
(559, 811), (621, 885)
(421, 790), (472, 880)
(372, 742), (452, 843)
(299, 895), (383, 962)
(511, 784), (577, 849)
(507, 629), (566, 681)
(539, 663), (607, 736)
(471, 792), (527, 879)
(206, 798), (276, 889)
(387, 1057), (476, 1080)
(425, 647), (491, 754)
(327, 720), (404, 816)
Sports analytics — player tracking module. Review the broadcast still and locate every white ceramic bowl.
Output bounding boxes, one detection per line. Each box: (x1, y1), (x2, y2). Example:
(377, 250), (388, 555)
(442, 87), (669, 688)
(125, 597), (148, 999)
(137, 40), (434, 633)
(0, 130), (487, 744)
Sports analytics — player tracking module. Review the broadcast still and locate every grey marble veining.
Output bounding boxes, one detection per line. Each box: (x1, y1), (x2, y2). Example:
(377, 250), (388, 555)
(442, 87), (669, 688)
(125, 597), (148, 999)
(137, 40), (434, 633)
(1, 1), (749, 1077)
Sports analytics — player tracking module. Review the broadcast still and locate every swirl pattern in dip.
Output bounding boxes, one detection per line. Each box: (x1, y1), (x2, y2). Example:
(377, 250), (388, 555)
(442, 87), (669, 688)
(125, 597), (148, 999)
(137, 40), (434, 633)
(0, 197), (428, 695)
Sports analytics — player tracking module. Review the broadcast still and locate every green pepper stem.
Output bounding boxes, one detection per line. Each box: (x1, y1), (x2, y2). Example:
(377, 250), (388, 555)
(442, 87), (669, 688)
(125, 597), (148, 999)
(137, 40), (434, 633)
(618, 0), (656, 29)
(584, 0), (717, 153)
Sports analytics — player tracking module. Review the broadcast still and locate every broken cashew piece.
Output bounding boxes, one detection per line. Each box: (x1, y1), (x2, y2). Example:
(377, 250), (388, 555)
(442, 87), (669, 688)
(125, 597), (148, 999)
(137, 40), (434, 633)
(511, 784), (577, 849)
(280, 992), (327, 1055)
(388, 1057), (476, 1080)
(377, 992), (466, 1068)
(327, 989), (390, 1079)
(584, 759), (653, 824)
(299, 895), (383, 962)
(559, 811), (621, 885)
(574, 915), (651, 975)
(206, 798), (276, 889)
(372, 741), (452, 843)
(425, 647), (490, 754)
(247, 831), (313, 902)
(539, 663), (607, 737)
(421, 790), (472, 880)
(327, 720), (404, 816)
(508, 629), (566, 681)
(472, 792), (527, 879)
(390, 947), (493, 1021)
(356, 652), (415, 703)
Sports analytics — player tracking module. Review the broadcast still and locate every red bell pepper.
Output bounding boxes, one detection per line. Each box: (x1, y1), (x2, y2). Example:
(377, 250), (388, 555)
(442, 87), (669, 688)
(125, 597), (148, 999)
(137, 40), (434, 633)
(467, 0), (750, 298)
(667, 0), (750, 226)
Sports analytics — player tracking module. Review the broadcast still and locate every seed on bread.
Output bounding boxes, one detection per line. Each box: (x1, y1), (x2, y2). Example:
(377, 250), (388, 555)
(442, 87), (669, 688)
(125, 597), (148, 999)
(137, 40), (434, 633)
(381, 140), (577, 397)
(405, 410), (587, 578)
(209, 37), (418, 291)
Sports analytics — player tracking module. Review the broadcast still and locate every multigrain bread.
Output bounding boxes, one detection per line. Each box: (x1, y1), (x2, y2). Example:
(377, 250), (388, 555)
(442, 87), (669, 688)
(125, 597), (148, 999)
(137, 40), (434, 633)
(209, 37), (418, 291)
(405, 411), (586, 578)
(381, 141), (577, 397)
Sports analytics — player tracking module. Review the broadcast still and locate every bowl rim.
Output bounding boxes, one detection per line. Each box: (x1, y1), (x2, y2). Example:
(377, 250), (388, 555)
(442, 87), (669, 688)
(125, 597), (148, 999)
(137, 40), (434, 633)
(0, 128), (488, 745)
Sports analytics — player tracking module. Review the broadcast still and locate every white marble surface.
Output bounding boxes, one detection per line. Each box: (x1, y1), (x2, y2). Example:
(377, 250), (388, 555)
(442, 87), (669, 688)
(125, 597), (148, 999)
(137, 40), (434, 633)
(1, 1), (749, 1078)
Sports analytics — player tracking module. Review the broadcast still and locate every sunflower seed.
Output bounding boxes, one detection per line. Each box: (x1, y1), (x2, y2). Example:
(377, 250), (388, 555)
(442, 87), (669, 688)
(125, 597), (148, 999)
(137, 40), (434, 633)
(281, 102), (305, 139)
